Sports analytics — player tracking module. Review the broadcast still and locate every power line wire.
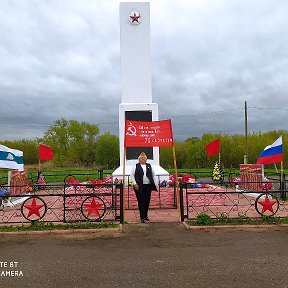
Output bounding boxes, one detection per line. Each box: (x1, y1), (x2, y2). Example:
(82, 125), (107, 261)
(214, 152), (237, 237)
(163, 107), (243, 119)
(2, 106), (288, 128)
(249, 107), (288, 111)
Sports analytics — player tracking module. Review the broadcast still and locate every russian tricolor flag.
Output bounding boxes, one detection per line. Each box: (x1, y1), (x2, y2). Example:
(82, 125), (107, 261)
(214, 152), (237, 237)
(256, 136), (283, 165)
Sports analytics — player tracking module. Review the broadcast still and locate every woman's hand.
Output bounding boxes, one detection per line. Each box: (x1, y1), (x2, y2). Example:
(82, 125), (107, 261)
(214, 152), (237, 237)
(134, 184), (139, 190)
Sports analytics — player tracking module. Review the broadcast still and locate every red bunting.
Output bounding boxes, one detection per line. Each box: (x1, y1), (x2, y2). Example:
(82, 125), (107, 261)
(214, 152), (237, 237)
(39, 144), (53, 161)
(205, 138), (220, 157)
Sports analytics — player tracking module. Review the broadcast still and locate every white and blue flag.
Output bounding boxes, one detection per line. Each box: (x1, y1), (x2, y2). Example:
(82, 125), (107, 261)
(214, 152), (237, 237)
(0, 144), (24, 170)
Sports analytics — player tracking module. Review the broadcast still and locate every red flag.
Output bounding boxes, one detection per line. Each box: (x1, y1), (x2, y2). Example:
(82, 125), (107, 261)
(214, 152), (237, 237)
(205, 138), (220, 157)
(39, 144), (53, 160)
(124, 119), (174, 147)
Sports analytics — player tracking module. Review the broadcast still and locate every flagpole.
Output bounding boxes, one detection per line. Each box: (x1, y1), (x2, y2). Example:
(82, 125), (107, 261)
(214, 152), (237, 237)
(218, 151), (221, 164)
(122, 147), (126, 221)
(38, 159), (41, 172)
(280, 161), (285, 200)
(280, 161), (284, 183)
(172, 145), (181, 222)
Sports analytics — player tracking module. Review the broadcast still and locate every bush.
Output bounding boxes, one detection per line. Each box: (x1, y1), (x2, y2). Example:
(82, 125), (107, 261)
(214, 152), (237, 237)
(196, 213), (212, 225)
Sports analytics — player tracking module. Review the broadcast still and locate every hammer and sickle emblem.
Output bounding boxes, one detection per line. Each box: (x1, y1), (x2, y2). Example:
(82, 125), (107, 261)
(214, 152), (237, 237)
(126, 122), (137, 136)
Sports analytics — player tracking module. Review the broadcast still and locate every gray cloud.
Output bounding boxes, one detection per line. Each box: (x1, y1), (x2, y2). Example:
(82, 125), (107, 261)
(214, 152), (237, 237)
(0, 0), (288, 140)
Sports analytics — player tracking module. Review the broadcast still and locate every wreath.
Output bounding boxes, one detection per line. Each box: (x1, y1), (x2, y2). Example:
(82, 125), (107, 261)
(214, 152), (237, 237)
(212, 161), (224, 183)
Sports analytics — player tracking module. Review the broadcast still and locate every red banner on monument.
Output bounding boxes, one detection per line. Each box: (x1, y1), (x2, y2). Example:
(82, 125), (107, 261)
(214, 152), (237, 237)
(239, 164), (264, 192)
(124, 119), (174, 147)
(9, 170), (29, 196)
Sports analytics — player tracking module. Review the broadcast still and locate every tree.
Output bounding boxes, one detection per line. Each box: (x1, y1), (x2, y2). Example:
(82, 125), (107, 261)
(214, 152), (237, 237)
(185, 137), (205, 168)
(160, 147), (174, 169)
(95, 133), (119, 169)
(174, 142), (189, 169)
(0, 139), (38, 165)
(1, 127), (287, 169)
(43, 119), (100, 166)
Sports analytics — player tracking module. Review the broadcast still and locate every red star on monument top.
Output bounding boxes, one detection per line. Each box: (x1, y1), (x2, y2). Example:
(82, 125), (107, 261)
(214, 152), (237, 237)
(130, 12), (141, 23)
(83, 198), (103, 217)
(24, 198), (44, 218)
(258, 194), (277, 213)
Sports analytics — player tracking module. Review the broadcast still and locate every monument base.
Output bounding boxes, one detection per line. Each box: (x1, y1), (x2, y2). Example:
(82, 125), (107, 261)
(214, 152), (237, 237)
(112, 165), (169, 184)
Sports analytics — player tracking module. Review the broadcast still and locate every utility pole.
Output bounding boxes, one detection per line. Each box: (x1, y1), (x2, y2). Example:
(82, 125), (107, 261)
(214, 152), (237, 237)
(244, 101), (248, 164)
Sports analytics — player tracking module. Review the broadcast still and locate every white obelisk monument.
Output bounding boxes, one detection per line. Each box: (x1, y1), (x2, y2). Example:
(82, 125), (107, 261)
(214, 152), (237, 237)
(113, 2), (169, 179)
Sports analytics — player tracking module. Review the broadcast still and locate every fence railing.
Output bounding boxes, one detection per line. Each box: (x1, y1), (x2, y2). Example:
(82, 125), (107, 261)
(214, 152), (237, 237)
(2, 173), (287, 224)
(118, 175), (177, 209)
(0, 183), (124, 225)
(179, 179), (287, 221)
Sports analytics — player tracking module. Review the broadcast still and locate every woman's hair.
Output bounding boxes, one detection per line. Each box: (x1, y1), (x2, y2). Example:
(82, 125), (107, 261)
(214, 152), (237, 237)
(138, 152), (147, 160)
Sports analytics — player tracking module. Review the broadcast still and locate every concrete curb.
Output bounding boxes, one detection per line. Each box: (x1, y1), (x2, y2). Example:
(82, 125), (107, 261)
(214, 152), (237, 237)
(182, 221), (190, 229)
(182, 222), (288, 230)
(0, 226), (122, 236)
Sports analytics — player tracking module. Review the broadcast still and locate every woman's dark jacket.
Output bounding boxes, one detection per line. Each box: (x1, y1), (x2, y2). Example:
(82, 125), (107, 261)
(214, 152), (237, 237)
(133, 163), (157, 192)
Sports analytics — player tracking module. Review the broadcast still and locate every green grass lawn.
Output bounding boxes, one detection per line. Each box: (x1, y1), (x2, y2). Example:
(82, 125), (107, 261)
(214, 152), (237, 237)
(0, 221), (119, 232)
(0, 168), (108, 184)
(187, 214), (288, 226)
(0, 167), (285, 184)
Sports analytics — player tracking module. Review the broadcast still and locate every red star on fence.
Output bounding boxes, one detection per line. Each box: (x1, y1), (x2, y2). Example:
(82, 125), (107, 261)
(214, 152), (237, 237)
(130, 12), (140, 23)
(83, 198), (103, 217)
(24, 198), (44, 218)
(258, 194), (277, 213)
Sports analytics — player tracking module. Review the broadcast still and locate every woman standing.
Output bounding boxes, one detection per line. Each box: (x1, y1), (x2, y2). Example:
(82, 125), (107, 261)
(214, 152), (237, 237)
(130, 152), (158, 223)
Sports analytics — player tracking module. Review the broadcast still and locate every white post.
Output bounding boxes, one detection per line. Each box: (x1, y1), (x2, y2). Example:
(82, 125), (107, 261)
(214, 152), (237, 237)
(113, 2), (168, 179)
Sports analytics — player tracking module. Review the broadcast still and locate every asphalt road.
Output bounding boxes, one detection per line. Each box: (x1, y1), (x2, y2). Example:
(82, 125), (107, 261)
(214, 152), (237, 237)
(1, 223), (288, 288)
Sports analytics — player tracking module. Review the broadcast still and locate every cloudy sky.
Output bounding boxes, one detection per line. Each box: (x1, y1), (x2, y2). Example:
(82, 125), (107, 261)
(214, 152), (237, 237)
(1, 0), (288, 140)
